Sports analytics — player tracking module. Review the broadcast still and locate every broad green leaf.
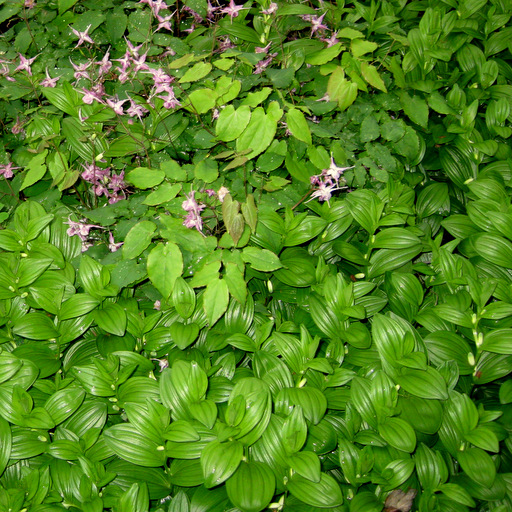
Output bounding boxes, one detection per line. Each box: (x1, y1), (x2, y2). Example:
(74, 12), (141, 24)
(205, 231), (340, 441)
(237, 107), (277, 159)
(21, 150), (48, 190)
(287, 451), (321, 483)
(241, 247), (282, 272)
(94, 302), (127, 336)
(12, 312), (59, 340)
(125, 167), (165, 189)
(226, 461), (275, 512)
(379, 417), (417, 452)
(179, 62), (213, 83)
(122, 221), (157, 260)
(287, 472), (343, 508)
(286, 108), (312, 145)
(201, 440), (243, 488)
(0, 417), (11, 475)
(399, 91), (429, 128)
(44, 388), (85, 425)
(360, 62), (387, 92)
(147, 242), (183, 299)
(216, 105), (251, 142)
(457, 447), (496, 487)
(184, 89), (217, 114)
(104, 424), (166, 467)
(396, 367), (448, 400)
(203, 278), (229, 326)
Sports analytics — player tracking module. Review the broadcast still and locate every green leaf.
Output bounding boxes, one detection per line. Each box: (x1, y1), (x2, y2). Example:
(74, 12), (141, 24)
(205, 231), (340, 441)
(147, 242), (183, 299)
(287, 472), (343, 508)
(287, 451), (321, 483)
(379, 417), (417, 453)
(179, 62), (213, 83)
(226, 461), (275, 512)
(143, 182), (181, 205)
(473, 234), (512, 269)
(12, 312), (59, 340)
(396, 367), (448, 400)
(351, 39), (378, 57)
(0, 417), (11, 476)
(201, 440), (243, 488)
(21, 150), (48, 190)
(216, 105), (251, 142)
(237, 107), (278, 159)
(399, 91), (429, 128)
(286, 108), (312, 145)
(184, 89), (217, 114)
(360, 62), (387, 92)
(203, 278), (229, 326)
(241, 247), (282, 272)
(457, 448), (496, 487)
(104, 424), (166, 467)
(122, 221), (157, 260)
(44, 388), (85, 425)
(125, 167), (165, 189)
(94, 302), (127, 336)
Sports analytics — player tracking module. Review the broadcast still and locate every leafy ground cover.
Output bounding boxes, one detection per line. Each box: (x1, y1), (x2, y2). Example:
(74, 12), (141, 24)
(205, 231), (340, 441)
(1, 0), (512, 510)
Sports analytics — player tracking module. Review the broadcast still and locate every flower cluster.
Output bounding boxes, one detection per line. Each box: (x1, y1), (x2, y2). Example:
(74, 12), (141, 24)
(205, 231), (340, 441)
(182, 191), (206, 232)
(81, 163), (128, 204)
(309, 156), (354, 203)
(65, 217), (122, 252)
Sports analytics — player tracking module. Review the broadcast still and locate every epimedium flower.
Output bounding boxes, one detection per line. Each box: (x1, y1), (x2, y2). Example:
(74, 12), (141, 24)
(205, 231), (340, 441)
(182, 191), (206, 232)
(221, 0), (245, 21)
(96, 50), (112, 76)
(261, 2), (278, 15)
(0, 162), (19, 179)
(106, 97), (128, 115)
(322, 155), (354, 185)
(70, 24), (95, 48)
(69, 59), (92, 81)
(65, 217), (103, 241)
(108, 232), (123, 252)
(15, 53), (37, 75)
(40, 68), (60, 88)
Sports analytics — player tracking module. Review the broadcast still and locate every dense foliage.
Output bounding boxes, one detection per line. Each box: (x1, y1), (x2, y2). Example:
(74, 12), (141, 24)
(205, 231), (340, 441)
(1, 0), (512, 510)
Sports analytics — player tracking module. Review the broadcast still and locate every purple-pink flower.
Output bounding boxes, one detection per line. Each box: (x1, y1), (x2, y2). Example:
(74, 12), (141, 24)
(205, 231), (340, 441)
(15, 54), (37, 75)
(40, 68), (60, 88)
(0, 162), (19, 179)
(70, 24), (95, 48)
(221, 0), (245, 21)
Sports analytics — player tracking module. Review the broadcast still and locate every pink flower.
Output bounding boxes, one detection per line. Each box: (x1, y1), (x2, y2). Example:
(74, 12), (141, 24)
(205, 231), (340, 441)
(322, 32), (339, 47)
(131, 53), (149, 73)
(221, 0), (244, 21)
(301, 12), (328, 36)
(182, 191), (205, 213)
(158, 89), (180, 109)
(108, 171), (126, 193)
(156, 13), (173, 31)
(106, 97), (128, 115)
(81, 88), (104, 104)
(126, 99), (148, 120)
(125, 39), (143, 57)
(65, 217), (103, 240)
(183, 210), (203, 231)
(262, 2), (278, 15)
(96, 50), (112, 76)
(40, 68), (60, 87)
(81, 163), (110, 183)
(69, 59), (92, 81)
(309, 182), (338, 203)
(113, 52), (131, 72)
(322, 156), (354, 185)
(0, 162), (19, 179)
(15, 54), (37, 75)
(70, 24), (95, 48)
(217, 186), (229, 202)
(148, 0), (169, 15)
(11, 117), (24, 135)
(108, 232), (123, 252)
